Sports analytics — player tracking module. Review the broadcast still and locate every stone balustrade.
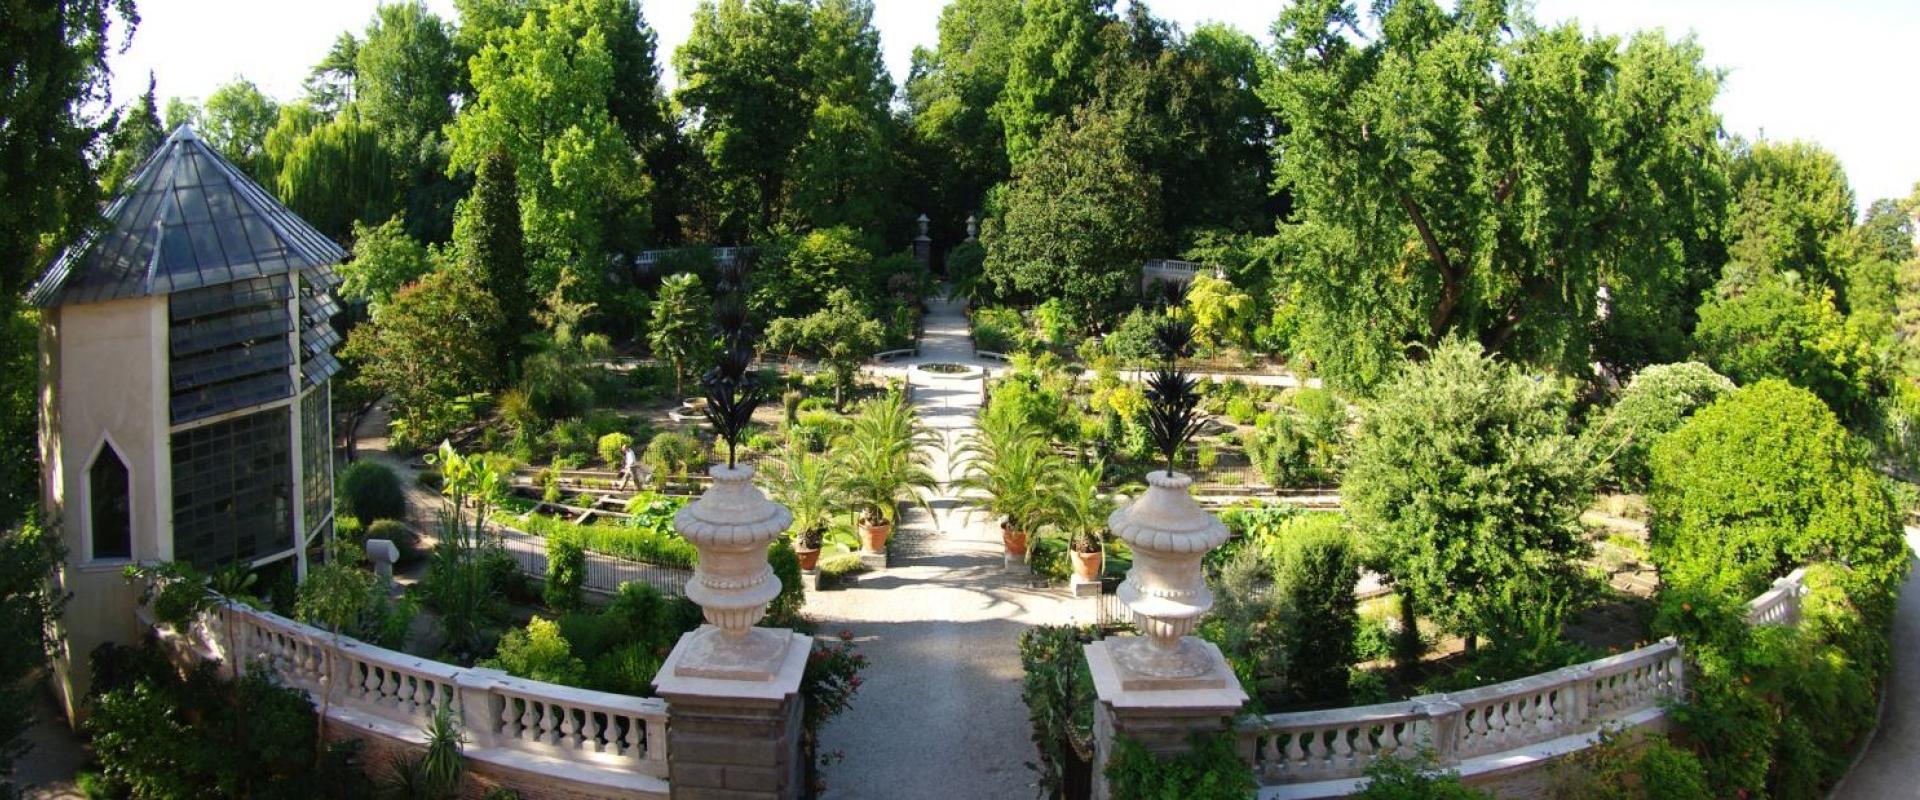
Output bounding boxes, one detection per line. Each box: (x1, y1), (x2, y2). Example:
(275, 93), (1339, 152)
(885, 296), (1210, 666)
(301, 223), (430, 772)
(151, 600), (671, 798)
(1747, 567), (1809, 626)
(1238, 640), (1684, 790)
(1234, 569), (1808, 798)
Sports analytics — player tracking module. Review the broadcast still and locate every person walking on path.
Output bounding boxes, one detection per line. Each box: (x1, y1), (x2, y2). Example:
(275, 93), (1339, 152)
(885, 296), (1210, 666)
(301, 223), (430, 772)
(617, 444), (648, 490)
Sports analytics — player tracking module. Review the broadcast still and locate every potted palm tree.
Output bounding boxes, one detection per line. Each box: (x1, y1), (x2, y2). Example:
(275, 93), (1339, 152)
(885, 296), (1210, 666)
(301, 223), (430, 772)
(836, 395), (938, 553)
(958, 407), (1061, 558)
(768, 444), (837, 570)
(1049, 460), (1115, 581)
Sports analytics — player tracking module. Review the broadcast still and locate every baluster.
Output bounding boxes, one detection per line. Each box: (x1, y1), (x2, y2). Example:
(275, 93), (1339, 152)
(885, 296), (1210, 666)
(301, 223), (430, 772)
(1288, 732), (1313, 779)
(583, 710), (605, 753)
(622, 715), (641, 759)
(519, 699), (541, 742)
(559, 705), (579, 748)
(542, 703), (563, 745)
(503, 697), (524, 740)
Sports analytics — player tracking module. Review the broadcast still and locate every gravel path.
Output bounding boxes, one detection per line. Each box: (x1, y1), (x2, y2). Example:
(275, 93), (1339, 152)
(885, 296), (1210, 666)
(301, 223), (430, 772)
(1828, 526), (1920, 799)
(806, 290), (1086, 799)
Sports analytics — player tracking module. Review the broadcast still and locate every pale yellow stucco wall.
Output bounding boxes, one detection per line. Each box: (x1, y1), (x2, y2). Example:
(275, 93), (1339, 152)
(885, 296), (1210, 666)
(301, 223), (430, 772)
(40, 294), (170, 725)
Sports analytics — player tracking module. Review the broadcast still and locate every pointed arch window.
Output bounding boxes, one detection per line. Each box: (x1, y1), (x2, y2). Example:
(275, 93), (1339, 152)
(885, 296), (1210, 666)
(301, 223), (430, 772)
(89, 443), (132, 561)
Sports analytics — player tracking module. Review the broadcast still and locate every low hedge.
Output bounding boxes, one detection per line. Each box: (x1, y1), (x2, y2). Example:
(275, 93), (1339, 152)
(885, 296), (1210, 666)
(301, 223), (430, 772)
(509, 511), (697, 570)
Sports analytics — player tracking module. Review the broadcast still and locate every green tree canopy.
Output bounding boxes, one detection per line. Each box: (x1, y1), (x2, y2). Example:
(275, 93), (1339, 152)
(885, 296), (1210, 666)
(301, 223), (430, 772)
(355, 0), (459, 157)
(448, 0), (647, 301)
(99, 72), (163, 194)
(1264, 0), (1729, 388)
(275, 110), (399, 244)
(1723, 139), (1856, 294)
(1692, 276), (1882, 420)
(1587, 361), (1735, 491)
(982, 108), (1159, 329)
(1344, 339), (1593, 651)
(648, 273), (712, 396)
(341, 269), (505, 444)
(194, 77), (281, 178)
(339, 215), (435, 310)
(765, 289), (885, 406)
(454, 148), (531, 365)
(1649, 379), (1907, 611)
(994, 0), (1107, 166)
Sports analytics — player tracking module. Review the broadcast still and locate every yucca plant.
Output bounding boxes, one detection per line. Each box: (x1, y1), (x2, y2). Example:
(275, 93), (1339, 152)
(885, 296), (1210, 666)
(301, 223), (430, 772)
(835, 395), (939, 529)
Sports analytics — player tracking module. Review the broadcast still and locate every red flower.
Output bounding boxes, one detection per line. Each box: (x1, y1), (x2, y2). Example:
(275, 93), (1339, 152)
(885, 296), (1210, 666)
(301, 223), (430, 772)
(839, 630), (854, 641)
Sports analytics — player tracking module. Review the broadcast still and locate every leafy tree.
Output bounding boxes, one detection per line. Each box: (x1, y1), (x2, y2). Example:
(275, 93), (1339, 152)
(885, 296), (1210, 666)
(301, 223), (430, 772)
(302, 31), (359, 113)
(1648, 380), (1908, 610)
(675, 0), (816, 235)
(448, 0), (645, 300)
(1722, 139), (1856, 294)
(751, 226), (875, 320)
(994, 0), (1106, 166)
(341, 270), (504, 445)
(1692, 276), (1881, 419)
(1846, 197), (1916, 268)
(1344, 339), (1592, 657)
(903, 0), (1024, 245)
(1586, 361), (1735, 491)
(454, 148), (531, 365)
(1182, 274), (1255, 353)
(194, 77), (281, 178)
(648, 273), (712, 396)
(1272, 513), (1358, 705)
(483, 617), (587, 685)
(1, 0), (136, 390)
(983, 108), (1159, 328)
(765, 290), (886, 408)
(0, 518), (63, 798)
(338, 216), (433, 310)
(355, 1), (458, 155)
(98, 72), (163, 193)
(1265, 0), (1729, 388)
(275, 112), (399, 244)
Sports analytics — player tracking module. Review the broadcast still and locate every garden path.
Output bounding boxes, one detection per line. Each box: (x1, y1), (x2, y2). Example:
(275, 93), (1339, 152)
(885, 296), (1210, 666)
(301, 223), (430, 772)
(1828, 525), (1920, 799)
(804, 289), (1088, 799)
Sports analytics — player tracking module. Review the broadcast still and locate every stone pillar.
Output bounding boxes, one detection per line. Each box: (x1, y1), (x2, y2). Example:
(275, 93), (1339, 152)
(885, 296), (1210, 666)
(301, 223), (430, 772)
(913, 213), (932, 272)
(965, 213), (978, 242)
(365, 538), (399, 582)
(1085, 470), (1246, 800)
(655, 464), (810, 800)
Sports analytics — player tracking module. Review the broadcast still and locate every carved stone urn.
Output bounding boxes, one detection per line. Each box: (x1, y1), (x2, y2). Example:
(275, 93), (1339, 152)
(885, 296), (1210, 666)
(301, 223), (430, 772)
(1106, 469), (1231, 683)
(671, 463), (794, 680)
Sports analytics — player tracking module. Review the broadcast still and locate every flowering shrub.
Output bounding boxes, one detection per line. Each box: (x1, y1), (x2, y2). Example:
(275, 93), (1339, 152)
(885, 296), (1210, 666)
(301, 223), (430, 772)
(802, 631), (867, 794)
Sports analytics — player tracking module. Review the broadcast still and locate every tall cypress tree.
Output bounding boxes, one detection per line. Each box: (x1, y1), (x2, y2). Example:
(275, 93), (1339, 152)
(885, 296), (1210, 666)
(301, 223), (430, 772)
(456, 148), (530, 367)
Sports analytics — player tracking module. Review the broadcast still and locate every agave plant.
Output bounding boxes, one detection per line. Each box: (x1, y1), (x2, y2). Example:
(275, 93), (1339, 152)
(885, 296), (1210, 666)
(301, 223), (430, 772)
(835, 395), (939, 527)
(766, 444), (840, 549)
(1048, 460), (1115, 554)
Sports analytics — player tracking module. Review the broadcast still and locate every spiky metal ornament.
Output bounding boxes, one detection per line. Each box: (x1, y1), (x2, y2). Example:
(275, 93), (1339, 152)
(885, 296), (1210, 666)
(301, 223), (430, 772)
(1144, 315), (1202, 475)
(702, 259), (764, 468)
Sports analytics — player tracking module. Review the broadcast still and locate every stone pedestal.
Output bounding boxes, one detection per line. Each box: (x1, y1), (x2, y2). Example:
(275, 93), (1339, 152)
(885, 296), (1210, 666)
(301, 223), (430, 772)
(658, 464), (811, 799)
(1085, 639), (1247, 800)
(655, 629), (812, 800)
(1067, 576), (1102, 598)
(1086, 470), (1248, 800)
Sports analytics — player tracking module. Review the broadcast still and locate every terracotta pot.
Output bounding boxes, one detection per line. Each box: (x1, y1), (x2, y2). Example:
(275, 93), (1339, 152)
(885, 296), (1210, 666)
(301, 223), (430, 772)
(795, 544), (822, 571)
(1001, 524), (1028, 557)
(1069, 549), (1104, 582)
(859, 522), (892, 553)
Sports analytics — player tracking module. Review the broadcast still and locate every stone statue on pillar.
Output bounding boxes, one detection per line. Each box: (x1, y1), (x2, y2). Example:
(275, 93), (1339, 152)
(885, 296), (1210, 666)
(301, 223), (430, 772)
(913, 212), (932, 271)
(1083, 316), (1247, 798)
(654, 255), (811, 799)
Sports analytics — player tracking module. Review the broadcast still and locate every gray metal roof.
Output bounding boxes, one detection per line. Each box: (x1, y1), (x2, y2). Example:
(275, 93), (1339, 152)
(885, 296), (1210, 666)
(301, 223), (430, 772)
(29, 124), (346, 308)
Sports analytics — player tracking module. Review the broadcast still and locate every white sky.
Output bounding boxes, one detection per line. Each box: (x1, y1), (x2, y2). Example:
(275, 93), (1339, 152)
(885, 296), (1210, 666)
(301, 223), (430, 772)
(108, 0), (1920, 212)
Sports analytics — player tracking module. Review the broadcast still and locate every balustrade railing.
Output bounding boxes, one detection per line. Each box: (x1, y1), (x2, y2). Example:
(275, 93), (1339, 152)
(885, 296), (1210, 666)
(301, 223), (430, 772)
(1237, 640), (1684, 786)
(1237, 567), (1809, 789)
(154, 600), (671, 791)
(1747, 567), (1809, 626)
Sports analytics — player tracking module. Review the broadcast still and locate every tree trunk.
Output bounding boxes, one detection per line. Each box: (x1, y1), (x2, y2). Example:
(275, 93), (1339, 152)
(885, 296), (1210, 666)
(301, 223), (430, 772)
(1395, 588), (1422, 681)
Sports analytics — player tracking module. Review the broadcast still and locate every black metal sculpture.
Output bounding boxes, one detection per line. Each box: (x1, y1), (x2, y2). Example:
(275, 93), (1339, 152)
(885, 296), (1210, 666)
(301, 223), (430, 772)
(701, 259), (764, 468)
(1143, 315), (1202, 475)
